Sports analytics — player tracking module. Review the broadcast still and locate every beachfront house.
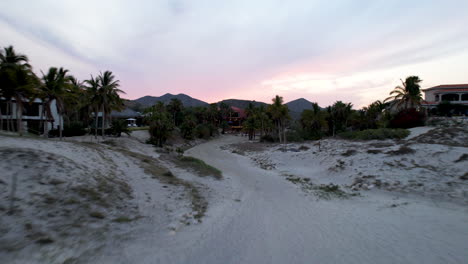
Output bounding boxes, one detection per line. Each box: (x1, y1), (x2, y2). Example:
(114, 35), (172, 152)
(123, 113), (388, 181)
(225, 106), (246, 132)
(421, 84), (468, 109)
(110, 107), (142, 127)
(0, 98), (63, 133)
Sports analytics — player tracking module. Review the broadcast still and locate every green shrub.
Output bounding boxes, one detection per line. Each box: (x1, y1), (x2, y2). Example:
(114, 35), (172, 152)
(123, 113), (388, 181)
(286, 130), (304, 142)
(260, 134), (275, 143)
(195, 124), (211, 139)
(338, 128), (409, 140)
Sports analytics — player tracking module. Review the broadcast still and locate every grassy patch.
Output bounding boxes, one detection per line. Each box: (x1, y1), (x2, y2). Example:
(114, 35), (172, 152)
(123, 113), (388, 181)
(175, 156), (222, 180)
(112, 148), (209, 221)
(385, 146), (415, 155)
(339, 128), (410, 140)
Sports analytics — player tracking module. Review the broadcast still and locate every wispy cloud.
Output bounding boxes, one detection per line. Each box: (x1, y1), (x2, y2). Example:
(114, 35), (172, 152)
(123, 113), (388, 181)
(1, 0), (467, 107)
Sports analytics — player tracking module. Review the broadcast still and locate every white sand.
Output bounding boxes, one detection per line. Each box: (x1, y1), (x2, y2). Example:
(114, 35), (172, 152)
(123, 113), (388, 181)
(1, 129), (467, 263)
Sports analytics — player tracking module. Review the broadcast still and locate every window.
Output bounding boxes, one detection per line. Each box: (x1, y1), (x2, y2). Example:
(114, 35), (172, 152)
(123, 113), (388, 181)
(441, 93), (459, 102)
(24, 103), (40, 116)
(0, 101), (11, 115)
(435, 95), (439, 102)
(462, 93), (468, 101)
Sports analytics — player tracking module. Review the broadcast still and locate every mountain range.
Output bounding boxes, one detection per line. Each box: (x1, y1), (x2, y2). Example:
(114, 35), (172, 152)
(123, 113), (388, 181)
(126, 93), (319, 117)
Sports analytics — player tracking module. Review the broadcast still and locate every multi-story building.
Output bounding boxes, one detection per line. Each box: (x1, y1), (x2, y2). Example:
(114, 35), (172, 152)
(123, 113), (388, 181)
(422, 84), (468, 108)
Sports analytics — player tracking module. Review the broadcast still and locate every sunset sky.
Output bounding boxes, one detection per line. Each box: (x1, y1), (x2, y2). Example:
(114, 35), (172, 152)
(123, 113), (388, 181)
(1, 0), (468, 107)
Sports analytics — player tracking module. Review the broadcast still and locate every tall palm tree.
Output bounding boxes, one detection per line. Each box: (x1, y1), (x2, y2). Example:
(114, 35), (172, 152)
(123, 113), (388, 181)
(167, 98), (183, 126)
(0, 46), (37, 135)
(385, 76), (423, 110)
(301, 102), (327, 139)
(328, 101), (352, 136)
(40, 67), (71, 139)
(84, 76), (101, 139)
(267, 95), (289, 143)
(97, 70), (124, 138)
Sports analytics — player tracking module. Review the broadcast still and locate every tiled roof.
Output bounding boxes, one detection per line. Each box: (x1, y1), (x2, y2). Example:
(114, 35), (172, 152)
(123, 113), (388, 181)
(432, 88), (468, 93)
(231, 106), (247, 118)
(423, 84), (468, 91)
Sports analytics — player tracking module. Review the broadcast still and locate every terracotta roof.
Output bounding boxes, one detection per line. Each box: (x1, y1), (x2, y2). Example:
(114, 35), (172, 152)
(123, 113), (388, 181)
(423, 84), (468, 91)
(231, 106), (247, 118)
(432, 88), (468, 93)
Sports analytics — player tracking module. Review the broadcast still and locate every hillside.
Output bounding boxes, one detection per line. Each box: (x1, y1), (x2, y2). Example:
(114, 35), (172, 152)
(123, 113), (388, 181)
(285, 98), (316, 113)
(130, 93), (209, 108)
(217, 99), (268, 109)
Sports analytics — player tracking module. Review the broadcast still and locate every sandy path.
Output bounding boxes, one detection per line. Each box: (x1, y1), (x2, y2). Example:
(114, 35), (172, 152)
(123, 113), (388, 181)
(92, 135), (467, 264)
(173, 136), (467, 264)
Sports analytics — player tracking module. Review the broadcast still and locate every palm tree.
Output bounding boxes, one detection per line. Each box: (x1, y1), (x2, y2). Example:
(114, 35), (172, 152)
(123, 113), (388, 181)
(267, 95), (289, 143)
(40, 67), (71, 139)
(145, 102), (173, 146)
(84, 76), (101, 139)
(97, 71), (124, 138)
(301, 102), (327, 139)
(167, 98), (183, 126)
(385, 76), (423, 110)
(0, 45), (36, 134)
(327, 101), (353, 136)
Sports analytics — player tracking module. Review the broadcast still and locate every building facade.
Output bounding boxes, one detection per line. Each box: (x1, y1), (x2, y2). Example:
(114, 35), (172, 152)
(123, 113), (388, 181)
(0, 98), (62, 133)
(422, 84), (468, 108)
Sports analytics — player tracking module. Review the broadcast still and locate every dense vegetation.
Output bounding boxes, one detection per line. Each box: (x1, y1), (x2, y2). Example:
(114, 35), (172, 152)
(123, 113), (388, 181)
(2, 45), (459, 144)
(0, 45), (124, 139)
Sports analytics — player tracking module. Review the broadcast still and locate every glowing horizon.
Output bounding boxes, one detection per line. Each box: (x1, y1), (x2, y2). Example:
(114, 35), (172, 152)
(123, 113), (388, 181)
(1, 0), (468, 108)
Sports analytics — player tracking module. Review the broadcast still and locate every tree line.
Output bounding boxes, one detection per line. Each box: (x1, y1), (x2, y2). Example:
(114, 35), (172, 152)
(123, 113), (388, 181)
(2, 45), (438, 144)
(0, 45), (124, 139)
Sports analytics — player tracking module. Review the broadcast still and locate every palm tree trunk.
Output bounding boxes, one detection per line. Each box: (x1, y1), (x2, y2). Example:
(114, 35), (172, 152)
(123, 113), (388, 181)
(94, 108), (98, 140)
(39, 103), (44, 136)
(0, 104), (3, 131)
(16, 101), (23, 136)
(7, 101), (11, 132)
(44, 102), (50, 138)
(283, 119), (287, 144)
(101, 106), (105, 139)
(59, 113), (63, 140)
(277, 120), (282, 143)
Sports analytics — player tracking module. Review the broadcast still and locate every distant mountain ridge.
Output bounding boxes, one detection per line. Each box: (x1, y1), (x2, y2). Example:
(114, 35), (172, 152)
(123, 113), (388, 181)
(127, 95), (319, 120)
(217, 99), (268, 109)
(130, 93), (209, 108)
(285, 98), (317, 113)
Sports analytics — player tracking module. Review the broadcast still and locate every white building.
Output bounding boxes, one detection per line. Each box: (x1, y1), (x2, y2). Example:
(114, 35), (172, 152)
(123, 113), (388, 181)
(422, 84), (468, 108)
(0, 98), (63, 134)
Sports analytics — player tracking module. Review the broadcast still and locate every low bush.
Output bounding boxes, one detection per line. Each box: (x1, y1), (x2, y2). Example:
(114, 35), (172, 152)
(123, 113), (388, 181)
(338, 128), (409, 140)
(260, 134), (276, 143)
(389, 108), (425, 128)
(286, 130), (304, 142)
(194, 124), (211, 139)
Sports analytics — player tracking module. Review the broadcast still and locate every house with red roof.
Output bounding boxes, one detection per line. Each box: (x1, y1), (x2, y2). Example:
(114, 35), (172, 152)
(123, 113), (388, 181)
(422, 84), (468, 108)
(225, 106), (246, 132)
